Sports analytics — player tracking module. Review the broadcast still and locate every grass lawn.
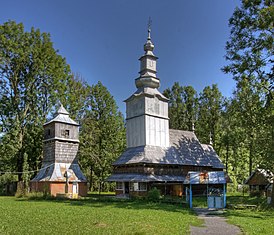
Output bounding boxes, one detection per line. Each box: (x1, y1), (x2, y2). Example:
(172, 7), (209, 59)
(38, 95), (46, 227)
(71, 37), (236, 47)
(0, 196), (202, 235)
(226, 209), (274, 235)
(225, 195), (274, 235)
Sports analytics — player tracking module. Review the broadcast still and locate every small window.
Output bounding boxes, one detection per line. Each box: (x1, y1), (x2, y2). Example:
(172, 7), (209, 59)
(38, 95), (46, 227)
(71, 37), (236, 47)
(116, 182), (123, 190)
(47, 129), (51, 136)
(61, 129), (70, 138)
(65, 130), (70, 138)
(138, 182), (147, 191)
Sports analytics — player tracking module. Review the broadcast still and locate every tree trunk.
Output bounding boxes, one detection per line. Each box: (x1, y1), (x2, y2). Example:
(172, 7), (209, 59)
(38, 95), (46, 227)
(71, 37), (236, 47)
(89, 165), (93, 191)
(16, 127), (25, 181)
(270, 114), (274, 207)
(17, 153), (23, 181)
(249, 139), (253, 177)
(226, 142), (229, 173)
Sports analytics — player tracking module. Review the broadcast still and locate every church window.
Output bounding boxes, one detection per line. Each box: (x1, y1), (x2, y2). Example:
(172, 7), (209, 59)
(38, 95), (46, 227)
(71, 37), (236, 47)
(116, 182), (123, 190)
(138, 182), (147, 191)
(47, 129), (51, 136)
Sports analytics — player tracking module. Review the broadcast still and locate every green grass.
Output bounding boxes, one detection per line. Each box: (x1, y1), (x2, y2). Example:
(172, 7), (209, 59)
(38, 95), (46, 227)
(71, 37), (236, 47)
(225, 195), (274, 235)
(226, 209), (274, 235)
(0, 196), (202, 235)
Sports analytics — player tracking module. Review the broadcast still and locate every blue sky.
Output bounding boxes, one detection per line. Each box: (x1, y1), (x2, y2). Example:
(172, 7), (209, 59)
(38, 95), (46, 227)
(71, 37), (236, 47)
(1, 0), (240, 114)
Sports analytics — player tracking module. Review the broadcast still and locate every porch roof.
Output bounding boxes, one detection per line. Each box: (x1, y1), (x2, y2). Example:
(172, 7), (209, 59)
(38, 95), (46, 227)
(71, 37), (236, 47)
(106, 173), (185, 182)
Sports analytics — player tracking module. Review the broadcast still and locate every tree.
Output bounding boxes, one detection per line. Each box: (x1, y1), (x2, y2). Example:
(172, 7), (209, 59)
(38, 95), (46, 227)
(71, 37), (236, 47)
(59, 73), (90, 121)
(78, 82), (126, 191)
(219, 98), (249, 187)
(234, 79), (265, 175)
(0, 21), (71, 181)
(219, 81), (265, 187)
(196, 84), (223, 149)
(223, 0), (273, 90)
(163, 82), (198, 130)
(223, 0), (274, 205)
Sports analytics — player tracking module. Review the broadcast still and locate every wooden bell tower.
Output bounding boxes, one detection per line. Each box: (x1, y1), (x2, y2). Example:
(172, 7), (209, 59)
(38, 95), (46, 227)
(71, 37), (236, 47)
(30, 104), (87, 198)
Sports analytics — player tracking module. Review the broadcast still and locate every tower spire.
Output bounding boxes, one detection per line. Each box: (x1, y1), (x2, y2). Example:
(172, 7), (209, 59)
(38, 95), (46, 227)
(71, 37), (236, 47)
(135, 18), (159, 89)
(147, 17), (152, 40)
(144, 17), (154, 55)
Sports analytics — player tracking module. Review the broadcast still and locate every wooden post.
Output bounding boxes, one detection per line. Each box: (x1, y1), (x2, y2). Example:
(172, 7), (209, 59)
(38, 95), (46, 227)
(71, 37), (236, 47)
(207, 183), (209, 208)
(190, 184), (192, 208)
(223, 184), (226, 208)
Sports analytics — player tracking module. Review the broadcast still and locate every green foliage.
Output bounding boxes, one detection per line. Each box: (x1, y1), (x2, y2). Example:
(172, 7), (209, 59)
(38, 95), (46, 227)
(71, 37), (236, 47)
(223, 0), (274, 89)
(147, 187), (161, 202)
(0, 174), (17, 195)
(79, 81), (126, 191)
(163, 82), (198, 130)
(223, 0), (274, 204)
(163, 82), (224, 148)
(196, 84), (224, 148)
(0, 20), (71, 181)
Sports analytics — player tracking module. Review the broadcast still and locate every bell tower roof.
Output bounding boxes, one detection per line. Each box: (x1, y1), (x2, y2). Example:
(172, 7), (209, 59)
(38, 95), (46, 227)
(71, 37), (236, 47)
(44, 104), (79, 126)
(56, 104), (69, 116)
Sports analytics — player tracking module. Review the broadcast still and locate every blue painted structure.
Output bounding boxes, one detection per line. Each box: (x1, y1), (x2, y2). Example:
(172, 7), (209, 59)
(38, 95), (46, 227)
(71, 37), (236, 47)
(184, 171), (227, 209)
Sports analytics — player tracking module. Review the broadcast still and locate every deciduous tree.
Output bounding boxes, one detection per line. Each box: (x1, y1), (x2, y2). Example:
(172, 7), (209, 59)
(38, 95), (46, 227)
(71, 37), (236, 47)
(78, 82), (126, 191)
(0, 21), (71, 181)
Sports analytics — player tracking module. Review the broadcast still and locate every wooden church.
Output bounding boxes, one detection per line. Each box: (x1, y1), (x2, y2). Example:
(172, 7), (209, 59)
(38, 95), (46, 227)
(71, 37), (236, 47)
(30, 105), (87, 198)
(107, 26), (225, 197)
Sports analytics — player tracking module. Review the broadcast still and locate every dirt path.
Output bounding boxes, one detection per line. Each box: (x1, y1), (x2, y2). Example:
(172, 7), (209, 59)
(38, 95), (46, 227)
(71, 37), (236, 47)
(190, 208), (242, 235)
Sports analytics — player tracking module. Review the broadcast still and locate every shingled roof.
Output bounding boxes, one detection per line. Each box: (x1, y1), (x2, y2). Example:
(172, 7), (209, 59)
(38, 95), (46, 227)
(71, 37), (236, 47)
(44, 104), (79, 126)
(113, 129), (224, 169)
(201, 144), (224, 169)
(245, 168), (274, 184)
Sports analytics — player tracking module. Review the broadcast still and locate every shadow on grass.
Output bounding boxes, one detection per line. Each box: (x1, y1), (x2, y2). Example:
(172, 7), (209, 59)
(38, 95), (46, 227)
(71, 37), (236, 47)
(18, 194), (273, 216)
(226, 195), (273, 211)
(225, 209), (274, 220)
(17, 194), (195, 215)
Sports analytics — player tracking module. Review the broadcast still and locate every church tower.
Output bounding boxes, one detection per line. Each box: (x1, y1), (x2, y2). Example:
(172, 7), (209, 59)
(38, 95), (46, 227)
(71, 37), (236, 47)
(125, 25), (169, 148)
(30, 104), (87, 198)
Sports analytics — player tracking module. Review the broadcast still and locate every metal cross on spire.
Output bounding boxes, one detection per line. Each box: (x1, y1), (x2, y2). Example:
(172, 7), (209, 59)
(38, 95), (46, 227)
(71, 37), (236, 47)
(147, 17), (152, 39)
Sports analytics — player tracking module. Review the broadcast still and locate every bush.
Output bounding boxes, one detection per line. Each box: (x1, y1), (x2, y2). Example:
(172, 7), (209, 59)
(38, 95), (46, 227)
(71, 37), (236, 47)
(147, 187), (160, 202)
(0, 174), (17, 195)
(250, 190), (264, 197)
